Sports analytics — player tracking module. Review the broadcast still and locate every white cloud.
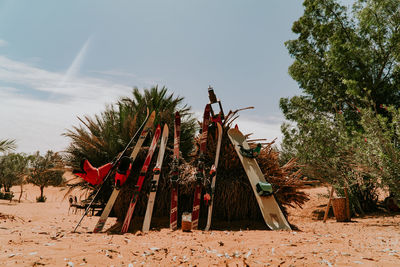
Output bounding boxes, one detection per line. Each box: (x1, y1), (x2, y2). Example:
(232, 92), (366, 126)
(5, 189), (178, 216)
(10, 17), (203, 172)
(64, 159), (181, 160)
(0, 39), (7, 47)
(0, 55), (139, 153)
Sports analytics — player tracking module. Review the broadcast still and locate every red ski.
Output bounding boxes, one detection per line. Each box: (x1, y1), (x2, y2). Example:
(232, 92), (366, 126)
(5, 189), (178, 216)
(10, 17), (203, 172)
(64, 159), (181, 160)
(170, 112), (181, 230)
(191, 104), (211, 230)
(121, 124), (162, 233)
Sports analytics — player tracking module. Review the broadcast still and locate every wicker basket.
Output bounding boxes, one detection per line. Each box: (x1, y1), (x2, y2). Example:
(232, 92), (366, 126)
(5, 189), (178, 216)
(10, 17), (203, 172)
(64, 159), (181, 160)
(332, 197), (350, 222)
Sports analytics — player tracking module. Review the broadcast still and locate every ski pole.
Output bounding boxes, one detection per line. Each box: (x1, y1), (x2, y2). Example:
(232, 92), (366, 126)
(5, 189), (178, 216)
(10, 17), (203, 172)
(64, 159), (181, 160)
(73, 108), (149, 233)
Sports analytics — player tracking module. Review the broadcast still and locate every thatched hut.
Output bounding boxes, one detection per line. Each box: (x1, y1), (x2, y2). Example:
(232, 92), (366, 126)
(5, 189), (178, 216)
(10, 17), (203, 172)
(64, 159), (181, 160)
(107, 112), (309, 232)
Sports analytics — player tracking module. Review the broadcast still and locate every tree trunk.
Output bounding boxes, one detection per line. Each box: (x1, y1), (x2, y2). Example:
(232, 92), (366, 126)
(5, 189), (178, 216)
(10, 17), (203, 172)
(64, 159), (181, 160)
(18, 184), (23, 203)
(40, 186), (44, 199)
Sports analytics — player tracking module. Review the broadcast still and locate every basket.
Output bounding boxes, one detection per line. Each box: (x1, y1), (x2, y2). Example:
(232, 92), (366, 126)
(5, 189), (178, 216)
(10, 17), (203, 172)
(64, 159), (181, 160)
(332, 197), (350, 222)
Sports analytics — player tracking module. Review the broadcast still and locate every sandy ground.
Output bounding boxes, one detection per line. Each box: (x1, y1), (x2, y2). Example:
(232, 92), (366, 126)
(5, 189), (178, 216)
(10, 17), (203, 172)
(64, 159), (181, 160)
(1, 185), (400, 267)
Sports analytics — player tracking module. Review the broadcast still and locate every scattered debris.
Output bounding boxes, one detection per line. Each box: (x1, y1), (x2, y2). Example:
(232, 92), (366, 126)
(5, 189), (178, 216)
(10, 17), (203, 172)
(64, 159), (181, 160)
(244, 250), (252, 259)
(321, 259), (333, 267)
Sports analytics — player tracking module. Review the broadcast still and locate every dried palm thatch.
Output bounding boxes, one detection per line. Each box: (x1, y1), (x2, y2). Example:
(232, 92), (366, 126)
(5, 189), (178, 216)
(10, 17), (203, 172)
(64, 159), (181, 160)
(107, 109), (309, 232)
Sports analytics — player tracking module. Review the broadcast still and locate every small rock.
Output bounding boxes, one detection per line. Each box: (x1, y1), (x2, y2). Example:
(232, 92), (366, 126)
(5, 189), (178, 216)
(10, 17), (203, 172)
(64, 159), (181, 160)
(321, 259), (333, 267)
(244, 250), (252, 259)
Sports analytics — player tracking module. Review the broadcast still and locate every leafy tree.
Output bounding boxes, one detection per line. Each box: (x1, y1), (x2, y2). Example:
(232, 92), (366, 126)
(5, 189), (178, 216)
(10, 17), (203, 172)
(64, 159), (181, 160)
(284, 0), (400, 119)
(0, 153), (29, 200)
(281, 0), (400, 212)
(26, 151), (65, 202)
(356, 105), (400, 200)
(0, 139), (16, 153)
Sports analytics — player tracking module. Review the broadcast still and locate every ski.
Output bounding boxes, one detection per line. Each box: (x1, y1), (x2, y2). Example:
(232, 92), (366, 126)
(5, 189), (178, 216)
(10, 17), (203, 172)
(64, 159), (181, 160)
(121, 124), (162, 233)
(142, 124), (169, 232)
(73, 108), (151, 233)
(92, 111), (156, 233)
(170, 112), (181, 230)
(191, 104), (211, 230)
(204, 122), (223, 231)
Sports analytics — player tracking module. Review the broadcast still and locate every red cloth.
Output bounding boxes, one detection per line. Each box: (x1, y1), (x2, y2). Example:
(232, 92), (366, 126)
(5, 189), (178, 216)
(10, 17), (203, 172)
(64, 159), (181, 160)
(74, 160), (112, 185)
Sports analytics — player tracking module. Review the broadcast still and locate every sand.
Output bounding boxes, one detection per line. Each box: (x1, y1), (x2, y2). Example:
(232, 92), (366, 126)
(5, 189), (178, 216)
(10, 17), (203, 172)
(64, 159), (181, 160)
(1, 185), (399, 266)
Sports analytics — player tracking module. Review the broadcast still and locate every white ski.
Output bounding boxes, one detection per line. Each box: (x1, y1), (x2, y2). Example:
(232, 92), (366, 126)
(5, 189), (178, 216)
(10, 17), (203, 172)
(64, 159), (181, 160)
(142, 124), (169, 232)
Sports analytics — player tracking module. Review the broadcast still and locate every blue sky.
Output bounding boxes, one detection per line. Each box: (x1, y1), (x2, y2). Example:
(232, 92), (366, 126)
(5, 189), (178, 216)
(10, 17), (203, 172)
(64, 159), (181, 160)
(0, 0), (304, 153)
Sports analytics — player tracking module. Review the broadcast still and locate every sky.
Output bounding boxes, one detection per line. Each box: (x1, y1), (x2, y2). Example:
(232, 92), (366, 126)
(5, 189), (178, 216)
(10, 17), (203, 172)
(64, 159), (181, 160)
(0, 0), (305, 154)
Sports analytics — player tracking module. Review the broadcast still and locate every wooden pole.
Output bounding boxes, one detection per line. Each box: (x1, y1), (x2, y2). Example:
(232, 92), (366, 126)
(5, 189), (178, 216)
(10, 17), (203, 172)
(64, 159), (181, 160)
(323, 186), (335, 223)
(344, 187), (351, 221)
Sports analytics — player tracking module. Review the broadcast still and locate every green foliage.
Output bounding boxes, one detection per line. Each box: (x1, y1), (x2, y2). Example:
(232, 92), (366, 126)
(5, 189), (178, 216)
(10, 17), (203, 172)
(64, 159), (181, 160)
(0, 191), (14, 200)
(284, 0), (400, 117)
(26, 151), (65, 199)
(0, 153), (29, 192)
(0, 139), (16, 153)
(64, 86), (197, 169)
(356, 106), (400, 200)
(281, 0), (400, 213)
(119, 86), (196, 158)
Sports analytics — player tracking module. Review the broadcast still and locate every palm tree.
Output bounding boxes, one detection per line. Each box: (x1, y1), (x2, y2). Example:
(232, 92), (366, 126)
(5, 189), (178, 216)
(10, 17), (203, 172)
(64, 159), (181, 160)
(64, 86), (196, 167)
(119, 86), (196, 157)
(0, 139), (16, 153)
(63, 86), (197, 204)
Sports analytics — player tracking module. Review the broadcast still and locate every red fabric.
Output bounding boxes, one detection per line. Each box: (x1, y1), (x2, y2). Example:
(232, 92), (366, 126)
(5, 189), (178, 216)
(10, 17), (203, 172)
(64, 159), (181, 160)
(74, 160), (112, 185)
(114, 163), (132, 186)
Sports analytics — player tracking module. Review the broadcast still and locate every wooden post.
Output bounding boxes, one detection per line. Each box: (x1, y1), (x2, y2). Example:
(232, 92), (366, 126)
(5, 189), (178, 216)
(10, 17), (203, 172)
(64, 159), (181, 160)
(344, 187), (351, 221)
(323, 186), (335, 223)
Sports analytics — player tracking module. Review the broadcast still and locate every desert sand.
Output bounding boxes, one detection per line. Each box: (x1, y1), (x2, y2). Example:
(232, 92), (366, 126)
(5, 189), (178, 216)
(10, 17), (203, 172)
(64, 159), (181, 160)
(1, 185), (399, 267)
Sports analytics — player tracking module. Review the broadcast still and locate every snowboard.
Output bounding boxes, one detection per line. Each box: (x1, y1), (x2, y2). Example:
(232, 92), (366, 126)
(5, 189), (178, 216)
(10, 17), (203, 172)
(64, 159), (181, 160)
(228, 127), (291, 230)
(121, 124), (162, 233)
(204, 122), (223, 231)
(142, 124), (169, 232)
(191, 104), (211, 230)
(170, 112), (180, 230)
(92, 111), (156, 233)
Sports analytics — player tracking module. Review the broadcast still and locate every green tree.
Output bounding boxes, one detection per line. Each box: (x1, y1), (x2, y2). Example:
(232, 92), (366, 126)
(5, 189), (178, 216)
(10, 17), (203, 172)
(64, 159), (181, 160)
(356, 106), (400, 200)
(284, 0), (400, 119)
(281, 0), (400, 212)
(0, 153), (29, 195)
(26, 151), (65, 202)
